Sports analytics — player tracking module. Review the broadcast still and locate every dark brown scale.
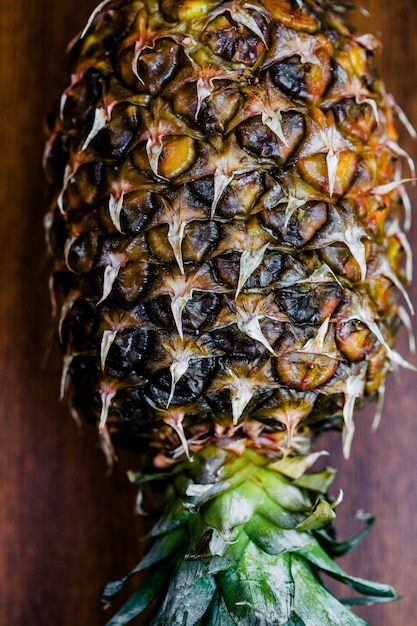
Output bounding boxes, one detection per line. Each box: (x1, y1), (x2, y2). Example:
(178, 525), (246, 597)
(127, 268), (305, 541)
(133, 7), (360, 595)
(182, 221), (221, 263)
(61, 299), (99, 351)
(182, 292), (223, 332)
(104, 329), (152, 376)
(256, 251), (285, 288)
(106, 398), (147, 446)
(210, 250), (285, 292)
(66, 234), (100, 274)
(69, 1), (143, 63)
(68, 162), (106, 208)
(333, 98), (376, 142)
(166, 72), (197, 120)
(202, 15), (266, 66)
(320, 243), (363, 282)
(306, 394), (344, 431)
(117, 189), (163, 235)
(68, 356), (103, 425)
(146, 225), (177, 263)
(211, 327), (271, 360)
(188, 178), (215, 208)
(105, 386), (149, 433)
(136, 39), (184, 95)
(198, 101), (225, 135)
(269, 58), (312, 103)
(144, 295), (177, 330)
(110, 261), (151, 304)
(145, 358), (216, 408)
(211, 252), (242, 289)
(250, 388), (313, 423)
(92, 103), (141, 159)
(236, 112), (305, 164)
(237, 119), (283, 159)
(205, 388), (235, 419)
(214, 172), (264, 220)
(276, 283), (343, 325)
(47, 213), (70, 260)
(44, 131), (71, 185)
(61, 68), (103, 129)
(197, 87), (241, 135)
(259, 201), (328, 246)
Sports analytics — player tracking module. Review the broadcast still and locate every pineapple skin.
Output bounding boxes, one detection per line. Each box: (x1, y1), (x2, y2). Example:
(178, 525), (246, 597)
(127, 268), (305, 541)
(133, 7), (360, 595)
(43, 0), (414, 623)
(44, 0), (412, 464)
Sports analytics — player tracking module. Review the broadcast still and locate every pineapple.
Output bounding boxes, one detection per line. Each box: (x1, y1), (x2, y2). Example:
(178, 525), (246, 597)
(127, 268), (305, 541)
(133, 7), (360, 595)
(43, 0), (416, 623)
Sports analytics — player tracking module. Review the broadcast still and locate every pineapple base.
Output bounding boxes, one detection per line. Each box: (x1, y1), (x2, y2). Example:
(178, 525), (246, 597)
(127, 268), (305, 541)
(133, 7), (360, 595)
(103, 447), (396, 625)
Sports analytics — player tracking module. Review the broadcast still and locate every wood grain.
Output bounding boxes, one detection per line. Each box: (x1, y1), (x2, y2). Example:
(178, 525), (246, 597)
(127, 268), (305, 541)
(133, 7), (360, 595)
(0, 1), (416, 624)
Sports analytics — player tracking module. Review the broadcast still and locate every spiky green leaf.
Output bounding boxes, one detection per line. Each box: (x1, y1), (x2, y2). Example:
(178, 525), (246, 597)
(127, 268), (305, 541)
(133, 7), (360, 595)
(315, 512), (375, 557)
(296, 541), (396, 598)
(245, 512), (314, 555)
(270, 452), (328, 480)
(201, 479), (265, 537)
(147, 496), (190, 537)
(105, 566), (170, 626)
(293, 468), (336, 494)
(258, 494), (305, 529)
(341, 595), (401, 607)
(184, 462), (259, 511)
(254, 468), (311, 511)
(295, 499), (336, 531)
(291, 556), (368, 626)
(103, 528), (183, 601)
(283, 615), (307, 626)
(150, 573), (217, 626)
(217, 540), (294, 625)
(202, 591), (238, 626)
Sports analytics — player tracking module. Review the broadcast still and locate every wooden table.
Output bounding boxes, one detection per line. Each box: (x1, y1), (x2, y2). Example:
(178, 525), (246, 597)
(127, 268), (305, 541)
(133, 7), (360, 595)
(0, 1), (416, 624)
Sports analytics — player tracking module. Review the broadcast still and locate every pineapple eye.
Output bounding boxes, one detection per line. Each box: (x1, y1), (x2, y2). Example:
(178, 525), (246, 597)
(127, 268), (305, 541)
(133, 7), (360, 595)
(202, 14), (266, 66)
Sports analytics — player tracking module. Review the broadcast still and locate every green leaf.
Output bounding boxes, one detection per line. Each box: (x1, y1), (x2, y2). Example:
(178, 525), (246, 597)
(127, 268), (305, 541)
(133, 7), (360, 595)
(295, 540), (397, 598)
(293, 468), (336, 494)
(255, 468), (310, 511)
(245, 513), (313, 555)
(295, 499), (336, 532)
(258, 494), (305, 529)
(128, 469), (175, 485)
(174, 543), (240, 587)
(283, 615), (307, 626)
(315, 512), (375, 557)
(103, 528), (183, 601)
(269, 452), (328, 480)
(217, 540), (294, 625)
(104, 566), (170, 626)
(203, 591), (239, 626)
(201, 479), (265, 537)
(147, 496), (190, 538)
(291, 555), (368, 626)
(341, 595), (401, 607)
(150, 574), (217, 626)
(184, 462), (259, 511)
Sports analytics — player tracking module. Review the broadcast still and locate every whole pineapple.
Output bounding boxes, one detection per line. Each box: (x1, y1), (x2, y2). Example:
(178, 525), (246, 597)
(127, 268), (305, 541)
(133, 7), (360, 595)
(44, 0), (415, 623)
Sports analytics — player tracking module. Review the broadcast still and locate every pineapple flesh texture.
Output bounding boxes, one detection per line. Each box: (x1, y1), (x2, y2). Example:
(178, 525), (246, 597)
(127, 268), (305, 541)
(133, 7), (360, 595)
(43, 0), (414, 623)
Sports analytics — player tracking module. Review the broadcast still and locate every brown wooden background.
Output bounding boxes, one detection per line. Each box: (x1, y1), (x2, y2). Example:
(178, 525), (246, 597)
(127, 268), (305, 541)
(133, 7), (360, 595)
(1, 1), (417, 624)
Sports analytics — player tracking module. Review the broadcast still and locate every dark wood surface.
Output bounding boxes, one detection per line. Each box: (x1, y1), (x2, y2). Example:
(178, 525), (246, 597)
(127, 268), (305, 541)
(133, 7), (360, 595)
(1, 1), (416, 624)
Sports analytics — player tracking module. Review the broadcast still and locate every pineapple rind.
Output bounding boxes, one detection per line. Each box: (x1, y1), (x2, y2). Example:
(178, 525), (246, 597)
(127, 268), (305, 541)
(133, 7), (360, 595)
(103, 448), (396, 625)
(45, 0), (415, 463)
